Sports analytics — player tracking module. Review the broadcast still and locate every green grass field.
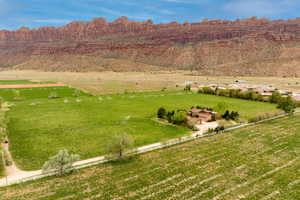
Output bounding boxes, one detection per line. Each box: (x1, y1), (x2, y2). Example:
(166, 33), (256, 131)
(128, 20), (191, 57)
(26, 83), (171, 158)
(1, 113), (299, 200)
(3, 89), (279, 170)
(0, 80), (55, 85)
(0, 87), (88, 101)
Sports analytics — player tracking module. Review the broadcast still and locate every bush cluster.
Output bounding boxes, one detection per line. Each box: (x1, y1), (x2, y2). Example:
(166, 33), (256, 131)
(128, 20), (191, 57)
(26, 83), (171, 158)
(198, 88), (298, 113)
(207, 126), (225, 134)
(157, 107), (187, 125)
(48, 92), (60, 99)
(198, 88), (266, 102)
(222, 110), (239, 121)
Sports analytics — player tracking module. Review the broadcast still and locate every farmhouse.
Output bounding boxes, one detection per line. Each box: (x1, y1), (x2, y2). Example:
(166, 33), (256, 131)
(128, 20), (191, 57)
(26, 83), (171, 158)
(187, 108), (217, 124)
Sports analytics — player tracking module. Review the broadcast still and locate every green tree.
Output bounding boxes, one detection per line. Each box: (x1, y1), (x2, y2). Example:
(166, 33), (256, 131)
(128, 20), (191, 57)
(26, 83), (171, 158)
(107, 133), (134, 160)
(42, 149), (80, 176)
(217, 89), (229, 97)
(277, 96), (296, 114)
(171, 111), (187, 125)
(269, 91), (282, 104)
(184, 84), (191, 91)
(157, 107), (167, 119)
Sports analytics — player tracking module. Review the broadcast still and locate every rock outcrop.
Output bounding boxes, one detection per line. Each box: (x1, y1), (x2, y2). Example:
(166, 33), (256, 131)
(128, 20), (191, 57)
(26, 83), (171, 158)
(1, 16), (300, 76)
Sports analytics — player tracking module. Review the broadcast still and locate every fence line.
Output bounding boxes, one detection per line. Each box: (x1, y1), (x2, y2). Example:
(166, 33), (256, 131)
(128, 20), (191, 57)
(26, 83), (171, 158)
(1, 110), (298, 187)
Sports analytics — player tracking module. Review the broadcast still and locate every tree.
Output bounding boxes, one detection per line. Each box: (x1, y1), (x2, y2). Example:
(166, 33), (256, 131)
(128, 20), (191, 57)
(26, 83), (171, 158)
(107, 133), (134, 160)
(184, 84), (191, 91)
(171, 111), (187, 125)
(166, 110), (175, 123)
(269, 91), (282, 104)
(42, 149), (80, 176)
(217, 89), (229, 97)
(222, 110), (230, 120)
(277, 96), (296, 114)
(157, 107), (167, 119)
(202, 87), (215, 95)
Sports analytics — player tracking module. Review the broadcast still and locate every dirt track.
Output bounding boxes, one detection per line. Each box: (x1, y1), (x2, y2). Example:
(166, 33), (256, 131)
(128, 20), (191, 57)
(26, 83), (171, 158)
(0, 83), (65, 89)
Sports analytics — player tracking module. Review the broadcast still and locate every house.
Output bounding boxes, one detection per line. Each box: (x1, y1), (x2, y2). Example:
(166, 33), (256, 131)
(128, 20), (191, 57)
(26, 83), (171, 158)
(187, 108), (217, 124)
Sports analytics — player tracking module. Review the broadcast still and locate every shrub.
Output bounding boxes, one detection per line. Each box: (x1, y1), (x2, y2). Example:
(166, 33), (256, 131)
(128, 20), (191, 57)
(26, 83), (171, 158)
(222, 110), (239, 121)
(42, 149), (80, 176)
(277, 96), (296, 114)
(222, 110), (230, 120)
(186, 120), (198, 130)
(201, 87), (215, 95)
(12, 90), (23, 101)
(229, 89), (240, 98)
(171, 111), (187, 125)
(157, 107), (167, 119)
(48, 92), (59, 99)
(217, 89), (230, 97)
(72, 89), (81, 97)
(166, 111), (175, 123)
(214, 126), (225, 133)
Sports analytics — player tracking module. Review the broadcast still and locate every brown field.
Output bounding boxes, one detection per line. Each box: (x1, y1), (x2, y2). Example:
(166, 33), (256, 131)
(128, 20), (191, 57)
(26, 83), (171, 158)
(0, 70), (300, 94)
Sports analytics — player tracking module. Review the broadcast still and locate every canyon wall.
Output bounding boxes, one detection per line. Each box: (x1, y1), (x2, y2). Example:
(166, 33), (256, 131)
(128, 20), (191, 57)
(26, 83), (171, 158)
(1, 16), (300, 76)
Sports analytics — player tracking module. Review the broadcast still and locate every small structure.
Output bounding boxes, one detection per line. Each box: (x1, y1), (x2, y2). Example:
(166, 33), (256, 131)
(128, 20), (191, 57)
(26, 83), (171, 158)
(187, 108), (217, 124)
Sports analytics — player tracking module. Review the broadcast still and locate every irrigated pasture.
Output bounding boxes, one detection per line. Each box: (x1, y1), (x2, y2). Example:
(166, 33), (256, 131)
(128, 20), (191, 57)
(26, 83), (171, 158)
(0, 80), (55, 85)
(3, 88), (278, 170)
(1, 113), (299, 200)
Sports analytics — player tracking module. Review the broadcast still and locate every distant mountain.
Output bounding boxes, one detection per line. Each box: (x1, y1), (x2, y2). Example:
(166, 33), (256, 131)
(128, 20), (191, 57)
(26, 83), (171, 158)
(1, 16), (300, 76)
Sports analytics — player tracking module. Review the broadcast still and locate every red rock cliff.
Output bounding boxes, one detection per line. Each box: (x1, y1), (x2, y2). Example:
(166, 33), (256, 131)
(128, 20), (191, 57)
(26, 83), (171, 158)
(1, 16), (300, 76)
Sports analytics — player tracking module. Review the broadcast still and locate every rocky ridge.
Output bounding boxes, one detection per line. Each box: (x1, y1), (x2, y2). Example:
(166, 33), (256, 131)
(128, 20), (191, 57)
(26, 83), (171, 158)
(1, 16), (300, 76)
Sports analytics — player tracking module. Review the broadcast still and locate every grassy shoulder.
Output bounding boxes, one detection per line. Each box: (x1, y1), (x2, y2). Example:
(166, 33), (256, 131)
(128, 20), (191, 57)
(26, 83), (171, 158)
(0, 148), (4, 178)
(0, 80), (55, 85)
(1, 113), (299, 200)
(6, 90), (279, 170)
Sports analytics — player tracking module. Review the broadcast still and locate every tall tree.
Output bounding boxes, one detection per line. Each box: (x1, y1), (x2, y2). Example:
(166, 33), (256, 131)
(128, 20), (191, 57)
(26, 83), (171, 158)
(277, 96), (296, 114)
(107, 133), (134, 160)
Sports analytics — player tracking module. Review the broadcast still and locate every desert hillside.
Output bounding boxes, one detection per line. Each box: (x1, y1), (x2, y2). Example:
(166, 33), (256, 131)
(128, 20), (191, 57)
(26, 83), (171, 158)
(1, 16), (300, 76)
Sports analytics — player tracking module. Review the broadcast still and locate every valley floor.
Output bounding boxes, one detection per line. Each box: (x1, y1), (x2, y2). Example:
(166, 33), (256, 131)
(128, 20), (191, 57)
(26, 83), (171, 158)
(0, 113), (299, 200)
(1, 70), (300, 94)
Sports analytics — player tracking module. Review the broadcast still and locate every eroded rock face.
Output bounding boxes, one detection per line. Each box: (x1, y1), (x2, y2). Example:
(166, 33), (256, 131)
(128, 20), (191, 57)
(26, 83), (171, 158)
(1, 17), (300, 76)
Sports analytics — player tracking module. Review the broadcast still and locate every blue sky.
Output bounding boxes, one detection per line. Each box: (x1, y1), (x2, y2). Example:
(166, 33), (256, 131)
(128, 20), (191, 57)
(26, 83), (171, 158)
(1, 0), (300, 30)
